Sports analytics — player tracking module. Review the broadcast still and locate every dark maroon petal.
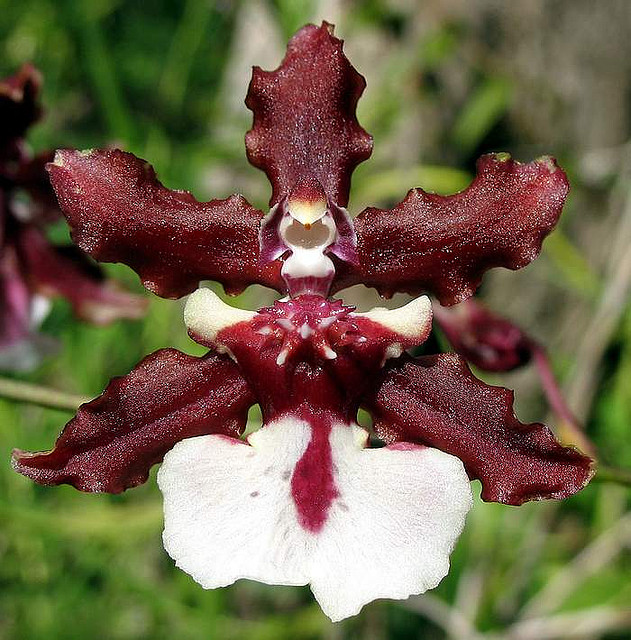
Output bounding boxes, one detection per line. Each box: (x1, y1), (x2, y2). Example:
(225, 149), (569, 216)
(362, 353), (593, 505)
(433, 299), (532, 372)
(16, 225), (148, 324)
(334, 154), (568, 305)
(47, 148), (284, 298)
(245, 22), (373, 207)
(0, 64), (42, 151)
(13, 348), (256, 493)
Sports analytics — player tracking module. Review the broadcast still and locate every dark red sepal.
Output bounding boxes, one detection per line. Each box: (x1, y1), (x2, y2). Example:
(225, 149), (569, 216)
(245, 22), (373, 207)
(13, 348), (255, 493)
(46, 149), (284, 298)
(363, 353), (593, 505)
(335, 154), (568, 305)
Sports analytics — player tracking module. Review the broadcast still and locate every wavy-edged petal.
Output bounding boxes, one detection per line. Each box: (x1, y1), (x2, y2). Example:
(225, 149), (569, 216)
(245, 22), (373, 206)
(13, 348), (255, 493)
(335, 154), (568, 305)
(159, 416), (471, 622)
(363, 353), (593, 505)
(46, 148), (284, 298)
(16, 225), (147, 324)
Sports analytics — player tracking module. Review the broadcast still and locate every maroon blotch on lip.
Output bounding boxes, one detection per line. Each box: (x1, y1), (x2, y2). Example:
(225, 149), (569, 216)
(290, 410), (339, 533)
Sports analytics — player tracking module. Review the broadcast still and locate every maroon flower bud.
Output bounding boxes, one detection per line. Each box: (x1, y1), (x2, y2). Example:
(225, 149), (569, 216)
(433, 298), (533, 372)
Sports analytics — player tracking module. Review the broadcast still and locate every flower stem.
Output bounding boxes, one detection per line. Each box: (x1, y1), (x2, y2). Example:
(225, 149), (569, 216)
(530, 344), (598, 458)
(594, 465), (631, 487)
(0, 377), (88, 412)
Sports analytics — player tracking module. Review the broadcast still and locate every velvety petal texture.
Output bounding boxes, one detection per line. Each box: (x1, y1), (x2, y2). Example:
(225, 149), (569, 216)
(334, 154), (569, 304)
(47, 149), (284, 298)
(364, 354), (593, 505)
(13, 349), (255, 492)
(159, 417), (472, 622)
(245, 22), (373, 206)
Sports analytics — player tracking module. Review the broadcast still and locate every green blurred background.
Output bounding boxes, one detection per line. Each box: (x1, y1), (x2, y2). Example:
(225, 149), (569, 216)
(1, 0), (630, 638)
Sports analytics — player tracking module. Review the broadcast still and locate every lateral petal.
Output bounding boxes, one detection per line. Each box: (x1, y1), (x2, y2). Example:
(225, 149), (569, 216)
(13, 349), (255, 493)
(46, 148), (284, 298)
(335, 154), (568, 305)
(245, 22), (373, 206)
(363, 353), (593, 505)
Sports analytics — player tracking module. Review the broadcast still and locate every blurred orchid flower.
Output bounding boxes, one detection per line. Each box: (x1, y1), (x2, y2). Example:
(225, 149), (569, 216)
(0, 64), (147, 371)
(13, 24), (592, 621)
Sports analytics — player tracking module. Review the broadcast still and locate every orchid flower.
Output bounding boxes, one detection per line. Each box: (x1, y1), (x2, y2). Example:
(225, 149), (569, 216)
(0, 64), (147, 371)
(13, 23), (593, 621)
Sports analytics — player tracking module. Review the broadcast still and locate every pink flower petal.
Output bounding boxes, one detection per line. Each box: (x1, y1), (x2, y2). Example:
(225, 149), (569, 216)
(46, 148), (284, 298)
(0, 246), (31, 348)
(363, 353), (593, 505)
(334, 154), (569, 305)
(13, 348), (255, 492)
(245, 22), (373, 206)
(13, 150), (60, 223)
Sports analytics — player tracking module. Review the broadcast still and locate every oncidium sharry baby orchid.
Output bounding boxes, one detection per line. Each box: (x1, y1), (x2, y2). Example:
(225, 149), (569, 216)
(13, 23), (593, 621)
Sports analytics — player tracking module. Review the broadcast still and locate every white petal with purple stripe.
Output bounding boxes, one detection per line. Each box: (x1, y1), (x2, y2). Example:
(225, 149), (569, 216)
(158, 417), (472, 621)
